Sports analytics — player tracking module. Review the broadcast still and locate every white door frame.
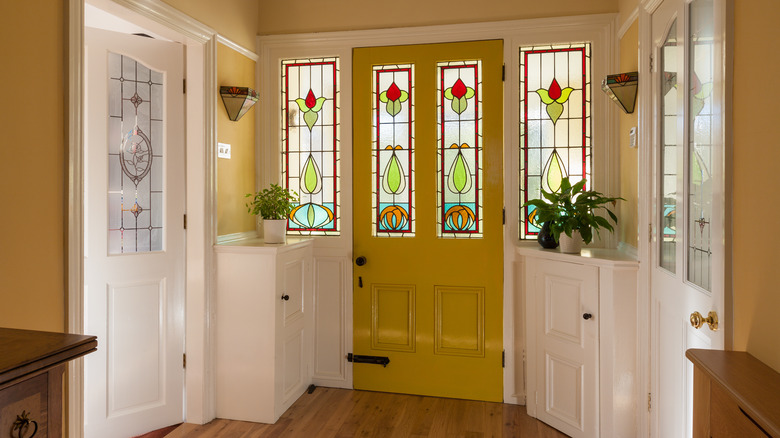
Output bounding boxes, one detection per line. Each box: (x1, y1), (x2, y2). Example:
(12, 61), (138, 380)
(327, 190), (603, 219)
(637, 0), (734, 436)
(68, 0), (223, 435)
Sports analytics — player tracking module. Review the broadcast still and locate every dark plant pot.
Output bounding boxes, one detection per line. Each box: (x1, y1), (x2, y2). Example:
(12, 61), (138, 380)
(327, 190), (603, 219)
(537, 222), (559, 249)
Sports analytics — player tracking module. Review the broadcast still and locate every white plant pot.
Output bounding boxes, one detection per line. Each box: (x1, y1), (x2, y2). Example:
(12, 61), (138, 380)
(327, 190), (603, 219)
(559, 230), (583, 254)
(263, 219), (287, 244)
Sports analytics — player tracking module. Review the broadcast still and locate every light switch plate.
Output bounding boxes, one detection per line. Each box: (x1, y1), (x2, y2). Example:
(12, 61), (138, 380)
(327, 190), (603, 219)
(218, 142), (231, 159)
(629, 127), (637, 148)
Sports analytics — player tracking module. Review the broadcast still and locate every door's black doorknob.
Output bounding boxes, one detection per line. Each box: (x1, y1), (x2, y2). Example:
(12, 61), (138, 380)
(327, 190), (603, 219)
(355, 256), (367, 266)
(281, 294), (290, 301)
(583, 313), (592, 320)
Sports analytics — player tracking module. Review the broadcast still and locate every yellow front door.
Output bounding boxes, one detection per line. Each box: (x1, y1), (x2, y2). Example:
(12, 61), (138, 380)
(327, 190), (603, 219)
(352, 40), (504, 402)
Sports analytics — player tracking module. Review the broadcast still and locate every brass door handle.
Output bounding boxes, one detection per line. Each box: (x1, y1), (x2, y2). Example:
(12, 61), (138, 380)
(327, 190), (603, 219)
(690, 311), (718, 331)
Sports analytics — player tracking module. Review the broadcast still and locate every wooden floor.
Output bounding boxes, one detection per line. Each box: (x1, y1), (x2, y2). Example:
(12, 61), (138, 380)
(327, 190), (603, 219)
(166, 388), (568, 437)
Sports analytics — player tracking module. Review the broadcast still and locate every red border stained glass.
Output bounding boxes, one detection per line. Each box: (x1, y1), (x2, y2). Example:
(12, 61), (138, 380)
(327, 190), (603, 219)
(519, 43), (591, 239)
(372, 65), (415, 237)
(437, 61), (482, 238)
(281, 58), (340, 235)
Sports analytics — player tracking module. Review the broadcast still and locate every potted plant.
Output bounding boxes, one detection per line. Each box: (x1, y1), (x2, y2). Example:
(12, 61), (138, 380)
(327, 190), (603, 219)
(523, 177), (623, 253)
(245, 184), (298, 244)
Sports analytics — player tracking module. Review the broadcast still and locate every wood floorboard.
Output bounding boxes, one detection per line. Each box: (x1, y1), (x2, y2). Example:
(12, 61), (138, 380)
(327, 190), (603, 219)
(166, 388), (569, 438)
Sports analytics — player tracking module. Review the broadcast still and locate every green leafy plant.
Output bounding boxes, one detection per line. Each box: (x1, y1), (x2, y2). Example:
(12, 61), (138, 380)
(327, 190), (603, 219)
(245, 184), (299, 220)
(522, 177), (623, 244)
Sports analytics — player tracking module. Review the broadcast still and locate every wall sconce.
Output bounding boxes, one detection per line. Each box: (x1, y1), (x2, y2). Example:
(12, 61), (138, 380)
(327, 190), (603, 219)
(601, 72), (638, 114)
(220, 86), (259, 121)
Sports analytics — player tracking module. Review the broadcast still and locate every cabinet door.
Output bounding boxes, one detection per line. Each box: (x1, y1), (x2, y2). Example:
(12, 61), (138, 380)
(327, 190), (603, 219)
(277, 249), (309, 415)
(531, 259), (599, 437)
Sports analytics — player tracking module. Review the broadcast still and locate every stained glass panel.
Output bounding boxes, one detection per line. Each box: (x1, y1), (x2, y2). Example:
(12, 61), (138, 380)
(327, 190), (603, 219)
(519, 43), (591, 239)
(281, 58), (340, 235)
(437, 61), (482, 238)
(660, 21), (679, 273)
(373, 65), (415, 237)
(108, 52), (164, 254)
(688, 0), (714, 290)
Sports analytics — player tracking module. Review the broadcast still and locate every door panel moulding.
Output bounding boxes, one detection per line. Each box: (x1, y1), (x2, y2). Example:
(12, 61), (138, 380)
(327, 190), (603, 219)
(258, 13), (618, 405)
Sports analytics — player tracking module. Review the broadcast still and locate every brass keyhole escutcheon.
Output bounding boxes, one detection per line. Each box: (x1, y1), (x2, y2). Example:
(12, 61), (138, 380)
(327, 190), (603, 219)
(690, 310), (719, 331)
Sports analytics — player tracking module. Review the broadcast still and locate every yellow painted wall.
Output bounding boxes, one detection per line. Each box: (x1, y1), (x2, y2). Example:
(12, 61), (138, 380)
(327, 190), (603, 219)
(258, 0), (617, 34)
(217, 43), (257, 236)
(618, 21), (639, 248)
(732, 0), (780, 372)
(161, 0), (259, 50)
(0, 1), (66, 332)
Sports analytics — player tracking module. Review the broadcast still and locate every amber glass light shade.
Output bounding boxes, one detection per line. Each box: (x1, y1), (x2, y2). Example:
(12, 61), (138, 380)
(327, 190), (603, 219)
(220, 86), (259, 121)
(601, 72), (638, 114)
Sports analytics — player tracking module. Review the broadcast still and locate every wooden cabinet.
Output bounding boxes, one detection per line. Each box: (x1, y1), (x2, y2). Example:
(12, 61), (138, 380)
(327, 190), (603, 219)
(0, 328), (97, 438)
(687, 349), (780, 438)
(215, 238), (313, 424)
(519, 247), (638, 438)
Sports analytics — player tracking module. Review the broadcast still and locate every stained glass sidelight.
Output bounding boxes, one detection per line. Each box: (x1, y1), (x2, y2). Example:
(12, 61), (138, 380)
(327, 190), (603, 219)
(437, 61), (482, 238)
(281, 58), (340, 235)
(373, 65), (415, 236)
(519, 43), (591, 239)
(688, 0), (714, 290)
(660, 21), (679, 273)
(108, 53), (164, 254)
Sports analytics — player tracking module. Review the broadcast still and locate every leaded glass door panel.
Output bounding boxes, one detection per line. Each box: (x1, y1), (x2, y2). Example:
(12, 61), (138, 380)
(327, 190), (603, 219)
(353, 40), (503, 402)
(84, 27), (185, 438)
(649, 1), (727, 436)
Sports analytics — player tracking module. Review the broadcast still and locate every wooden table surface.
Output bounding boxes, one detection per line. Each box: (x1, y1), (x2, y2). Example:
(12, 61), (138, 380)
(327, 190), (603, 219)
(686, 348), (780, 437)
(0, 327), (97, 387)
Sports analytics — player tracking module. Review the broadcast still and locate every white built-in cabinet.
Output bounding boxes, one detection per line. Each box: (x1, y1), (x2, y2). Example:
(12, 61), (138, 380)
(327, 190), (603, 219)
(215, 238), (314, 424)
(519, 246), (638, 438)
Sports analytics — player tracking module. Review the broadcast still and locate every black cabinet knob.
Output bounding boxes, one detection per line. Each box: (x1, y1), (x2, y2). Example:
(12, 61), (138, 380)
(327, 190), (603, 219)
(583, 313), (592, 320)
(281, 294), (290, 301)
(355, 256), (367, 266)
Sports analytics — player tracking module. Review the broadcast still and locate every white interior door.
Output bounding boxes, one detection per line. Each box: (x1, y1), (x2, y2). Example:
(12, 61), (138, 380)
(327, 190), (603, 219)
(84, 27), (185, 438)
(650, 1), (726, 437)
(530, 258), (599, 438)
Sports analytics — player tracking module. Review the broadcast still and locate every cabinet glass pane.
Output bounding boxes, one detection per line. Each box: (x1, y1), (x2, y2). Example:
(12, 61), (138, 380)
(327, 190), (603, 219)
(437, 61), (482, 238)
(108, 53), (164, 254)
(373, 65), (415, 237)
(688, 0), (714, 290)
(281, 58), (340, 235)
(660, 21), (679, 273)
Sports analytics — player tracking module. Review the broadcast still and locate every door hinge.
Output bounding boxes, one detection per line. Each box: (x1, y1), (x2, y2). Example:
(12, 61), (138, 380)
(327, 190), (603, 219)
(502, 64), (506, 82)
(502, 350), (505, 368)
(649, 55), (654, 72)
(183, 353), (187, 369)
(502, 207), (506, 225)
(648, 392), (652, 411)
(648, 223), (653, 242)
(183, 78), (187, 94)
(183, 214), (187, 229)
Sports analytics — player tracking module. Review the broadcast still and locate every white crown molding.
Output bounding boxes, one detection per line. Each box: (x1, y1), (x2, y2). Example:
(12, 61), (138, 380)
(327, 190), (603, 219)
(618, 7), (640, 39)
(258, 13), (617, 48)
(642, 0), (664, 14)
(216, 34), (258, 61)
(108, 0), (215, 43)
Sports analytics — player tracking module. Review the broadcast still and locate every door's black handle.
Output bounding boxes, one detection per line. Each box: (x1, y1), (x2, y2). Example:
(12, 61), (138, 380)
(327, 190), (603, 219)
(583, 313), (592, 320)
(281, 294), (290, 301)
(356, 256), (367, 266)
